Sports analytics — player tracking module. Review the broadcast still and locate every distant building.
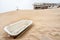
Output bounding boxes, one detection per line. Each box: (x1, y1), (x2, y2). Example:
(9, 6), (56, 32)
(33, 3), (60, 9)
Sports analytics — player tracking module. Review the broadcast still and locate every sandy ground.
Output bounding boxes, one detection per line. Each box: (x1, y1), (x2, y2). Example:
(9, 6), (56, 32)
(0, 8), (60, 40)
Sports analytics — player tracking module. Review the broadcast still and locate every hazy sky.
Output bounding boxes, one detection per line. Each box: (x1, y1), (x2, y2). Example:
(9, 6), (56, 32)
(0, 0), (60, 13)
(34, 0), (60, 3)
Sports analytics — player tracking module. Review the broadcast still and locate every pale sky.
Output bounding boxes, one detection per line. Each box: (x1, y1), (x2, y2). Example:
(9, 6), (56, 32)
(0, 0), (60, 13)
(34, 0), (60, 3)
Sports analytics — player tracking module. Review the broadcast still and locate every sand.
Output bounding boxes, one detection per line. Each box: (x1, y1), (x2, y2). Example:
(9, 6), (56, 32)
(0, 8), (60, 40)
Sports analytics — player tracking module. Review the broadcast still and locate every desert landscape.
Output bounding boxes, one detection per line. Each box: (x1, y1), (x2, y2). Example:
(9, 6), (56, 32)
(0, 8), (60, 40)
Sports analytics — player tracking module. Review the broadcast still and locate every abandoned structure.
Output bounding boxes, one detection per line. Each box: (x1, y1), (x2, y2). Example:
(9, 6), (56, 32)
(33, 3), (60, 9)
